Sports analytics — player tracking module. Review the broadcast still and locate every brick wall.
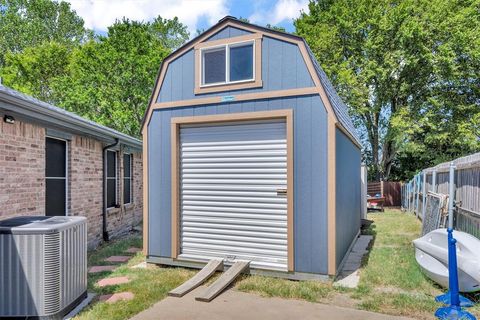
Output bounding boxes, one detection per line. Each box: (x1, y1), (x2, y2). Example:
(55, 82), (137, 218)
(0, 117), (143, 249)
(69, 136), (104, 247)
(0, 117), (45, 219)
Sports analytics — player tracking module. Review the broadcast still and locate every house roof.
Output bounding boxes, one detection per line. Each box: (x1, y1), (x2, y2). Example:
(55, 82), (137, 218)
(0, 85), (142, 149)
(142, 16), (361, 146)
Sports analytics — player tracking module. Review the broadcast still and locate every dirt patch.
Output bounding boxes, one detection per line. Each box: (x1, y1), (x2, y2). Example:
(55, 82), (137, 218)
(322, 292), (359, 309)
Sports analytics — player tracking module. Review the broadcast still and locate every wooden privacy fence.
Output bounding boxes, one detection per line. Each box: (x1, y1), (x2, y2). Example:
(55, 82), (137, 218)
(402, 152), (480, 239)
(368, 181), (402, 207)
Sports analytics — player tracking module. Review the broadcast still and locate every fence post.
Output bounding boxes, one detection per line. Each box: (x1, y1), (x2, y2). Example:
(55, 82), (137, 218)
(432, 170), (437, 193)
(422, 171), (427, 220)
(415, 173), (420, 217)
(413, 177), (416, 214)
(408, 181), (411, 212)
(448, 163), (455, 229)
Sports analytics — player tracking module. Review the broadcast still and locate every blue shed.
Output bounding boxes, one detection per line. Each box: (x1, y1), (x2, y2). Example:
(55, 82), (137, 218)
(142, 16), (362, 279)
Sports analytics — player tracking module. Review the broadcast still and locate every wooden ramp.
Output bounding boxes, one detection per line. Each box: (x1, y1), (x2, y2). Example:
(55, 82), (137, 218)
(195, 260), (250, 302)
(168, 259), (224, 297)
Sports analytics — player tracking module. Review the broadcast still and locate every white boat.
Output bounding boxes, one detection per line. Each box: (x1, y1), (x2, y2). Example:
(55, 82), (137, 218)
(413, 228), (480, 292)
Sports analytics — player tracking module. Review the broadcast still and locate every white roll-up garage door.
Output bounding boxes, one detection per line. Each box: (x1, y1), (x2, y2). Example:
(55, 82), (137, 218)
(179, 120), (288, 271)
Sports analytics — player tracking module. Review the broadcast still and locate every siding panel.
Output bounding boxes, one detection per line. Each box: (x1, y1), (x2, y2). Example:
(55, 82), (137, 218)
(335, 128), (361, 268)
(206, 26), (252, 41)
(156, 37), (314, 103)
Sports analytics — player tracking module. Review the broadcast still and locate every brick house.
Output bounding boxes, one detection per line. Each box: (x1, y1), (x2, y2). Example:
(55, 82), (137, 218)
(0, 85), (142, 248)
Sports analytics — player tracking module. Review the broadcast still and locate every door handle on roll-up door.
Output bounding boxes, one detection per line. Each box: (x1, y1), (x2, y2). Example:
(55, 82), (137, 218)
(276, 189), (287, 196)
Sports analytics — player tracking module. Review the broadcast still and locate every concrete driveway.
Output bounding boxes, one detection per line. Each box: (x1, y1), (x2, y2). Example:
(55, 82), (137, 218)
(130, 286), (412, 320)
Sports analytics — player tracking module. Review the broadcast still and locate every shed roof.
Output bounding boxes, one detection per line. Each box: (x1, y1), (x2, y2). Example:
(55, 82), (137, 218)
(0, 85), (142, 149)
(303, 43), (360, 145)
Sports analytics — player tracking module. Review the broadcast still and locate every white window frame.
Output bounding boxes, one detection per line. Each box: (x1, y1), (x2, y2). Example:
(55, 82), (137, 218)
(106, 150), (118, 209)
(123, 153), (133, 205)
(200, 39), (256, 87)
(45, 136), (69, 216)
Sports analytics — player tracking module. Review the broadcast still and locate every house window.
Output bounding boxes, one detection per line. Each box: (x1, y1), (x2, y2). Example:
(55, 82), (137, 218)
(106, 150), (117, 208)
(201, 41), (254, 86)
(123, 153), (132, 204)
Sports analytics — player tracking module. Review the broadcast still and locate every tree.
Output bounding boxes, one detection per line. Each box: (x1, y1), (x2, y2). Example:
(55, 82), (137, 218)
(295, 0), (480, 180)
(1, 41), (72, 103)
(54, 17), (189, 137)
(0, 0), (89, 66)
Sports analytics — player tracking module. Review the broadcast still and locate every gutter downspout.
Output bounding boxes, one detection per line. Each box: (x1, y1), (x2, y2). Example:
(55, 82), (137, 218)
(103, 138), (119, 242)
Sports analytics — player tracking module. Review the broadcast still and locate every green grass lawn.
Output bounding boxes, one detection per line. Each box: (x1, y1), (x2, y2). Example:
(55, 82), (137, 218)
(75, 210), (480, 320)
(237, 210), (480, 319)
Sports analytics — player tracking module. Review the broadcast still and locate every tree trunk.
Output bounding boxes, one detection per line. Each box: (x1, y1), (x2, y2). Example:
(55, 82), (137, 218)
(381, 138), (396, 180)
(364, 109), (381, 181)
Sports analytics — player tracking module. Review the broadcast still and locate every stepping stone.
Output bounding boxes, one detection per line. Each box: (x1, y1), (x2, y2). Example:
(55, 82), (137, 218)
(104, 255), (130, 263)
(99, 292), (134, 304)
(125, 247), (142, 254)
(96, 276), (130, 287)
(131, 261), (147, 269)
(89, 265), (117, 273)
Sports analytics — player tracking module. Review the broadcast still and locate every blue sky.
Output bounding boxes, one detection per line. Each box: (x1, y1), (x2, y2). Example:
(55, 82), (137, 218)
(65, 0), (309, 36)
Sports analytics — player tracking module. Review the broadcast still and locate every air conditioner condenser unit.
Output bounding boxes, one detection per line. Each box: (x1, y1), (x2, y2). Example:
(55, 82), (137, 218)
(0, 216), (87, 319)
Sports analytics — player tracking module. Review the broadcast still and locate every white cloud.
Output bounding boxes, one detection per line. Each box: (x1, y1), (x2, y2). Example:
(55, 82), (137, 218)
(249, 0), (308, 26)
(66, 0), (228, 36)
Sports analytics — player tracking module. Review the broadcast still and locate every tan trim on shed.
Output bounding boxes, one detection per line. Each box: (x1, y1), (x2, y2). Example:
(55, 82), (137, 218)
(170, 110), (294, 271)
(194, 33), (263, 49)
(171, 122), (180, 257)
(152, 87), (317, 110)
(194, 33), (263, 95)
(142, 131), (149, 256)
(327, 115), (337, 275)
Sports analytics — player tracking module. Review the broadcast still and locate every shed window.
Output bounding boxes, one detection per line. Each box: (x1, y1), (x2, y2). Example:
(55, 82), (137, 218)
(203, 47), (226, 84)
(106, 150), (117, 208)
(201, 41), (254, 86)
(123, 154), (132, 204)
(229, 43), (253, 82)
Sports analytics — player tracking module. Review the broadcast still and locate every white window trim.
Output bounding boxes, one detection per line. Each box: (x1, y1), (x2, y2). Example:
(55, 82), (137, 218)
(200, 39), (255, 88)
(45, 136), (69, 216)
(106, 150), (118, 209)
(123, 153), (133, 205)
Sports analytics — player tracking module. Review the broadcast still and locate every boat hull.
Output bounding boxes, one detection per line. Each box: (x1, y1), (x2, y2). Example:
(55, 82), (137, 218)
(413, 229), (480, 292)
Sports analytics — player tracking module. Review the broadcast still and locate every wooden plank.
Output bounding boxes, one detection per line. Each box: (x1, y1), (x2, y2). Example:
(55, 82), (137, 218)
(168, 259), (224, 297)
(195, 261), (250, 302)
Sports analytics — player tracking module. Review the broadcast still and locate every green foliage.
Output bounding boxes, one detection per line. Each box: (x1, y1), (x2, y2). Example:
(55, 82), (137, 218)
(1, 14), (189, 137)
(0, 0), (89, 65)
(54, 17), (188, 137)
(265, 24), (286, 32)
(296, 0), (480, 180)
(2, 41), (72, 102)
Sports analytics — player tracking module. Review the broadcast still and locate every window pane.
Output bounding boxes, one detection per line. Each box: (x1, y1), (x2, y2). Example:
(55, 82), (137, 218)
(123, 154), (131, 177)
(107, 179), (116, 208)
(124, 179), (131, 204)
(203, 47), (226, 84)
(46, 179), (66, 216)
(46, 138), (66, 178)
(229, 43), (253, 82)
(107, 151), (116, 177)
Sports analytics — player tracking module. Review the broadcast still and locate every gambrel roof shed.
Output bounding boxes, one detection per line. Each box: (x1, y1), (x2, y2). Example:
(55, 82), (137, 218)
(142, 16), (362, 278)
